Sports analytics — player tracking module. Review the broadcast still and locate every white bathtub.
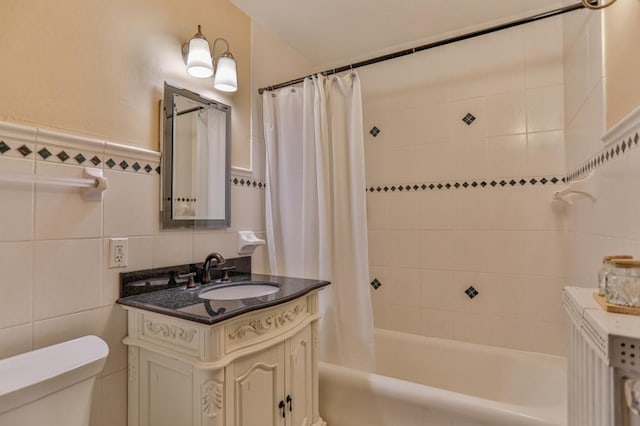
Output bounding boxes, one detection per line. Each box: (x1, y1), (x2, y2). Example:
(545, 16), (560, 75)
(320, 329), (566, 426)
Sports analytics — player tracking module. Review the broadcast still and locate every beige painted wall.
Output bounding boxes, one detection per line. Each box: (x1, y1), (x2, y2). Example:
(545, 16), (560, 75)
(604, 0), (640, 127)
(0, 0), (252, 168)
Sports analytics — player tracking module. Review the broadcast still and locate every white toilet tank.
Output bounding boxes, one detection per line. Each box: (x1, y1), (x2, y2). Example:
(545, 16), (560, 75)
(0, 335), (109, 426)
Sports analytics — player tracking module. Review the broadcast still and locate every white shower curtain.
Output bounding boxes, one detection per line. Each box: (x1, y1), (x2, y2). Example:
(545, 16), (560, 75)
(263, 73), (375, 370)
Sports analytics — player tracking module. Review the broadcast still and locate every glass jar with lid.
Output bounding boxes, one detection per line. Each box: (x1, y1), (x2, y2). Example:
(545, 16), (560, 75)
(598, 255), (634, 296)
(606, 259), (640, 307)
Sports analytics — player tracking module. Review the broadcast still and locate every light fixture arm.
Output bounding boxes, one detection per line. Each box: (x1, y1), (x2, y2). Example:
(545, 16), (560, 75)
(212, 38), (234, 63)
(581, 0), (617, 10)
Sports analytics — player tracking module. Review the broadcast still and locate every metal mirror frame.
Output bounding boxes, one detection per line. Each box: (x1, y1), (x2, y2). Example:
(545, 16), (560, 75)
(161, 82), (231, 229)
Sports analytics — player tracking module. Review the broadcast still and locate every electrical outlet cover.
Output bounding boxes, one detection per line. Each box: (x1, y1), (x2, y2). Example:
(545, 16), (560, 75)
(109, 238), (128, 268)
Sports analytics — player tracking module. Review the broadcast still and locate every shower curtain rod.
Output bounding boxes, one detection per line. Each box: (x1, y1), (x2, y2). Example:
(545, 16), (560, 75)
(257, 1), (586, 94)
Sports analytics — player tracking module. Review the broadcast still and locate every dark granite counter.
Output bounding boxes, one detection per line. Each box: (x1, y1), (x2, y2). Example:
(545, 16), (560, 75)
(117, 272), (330, 325)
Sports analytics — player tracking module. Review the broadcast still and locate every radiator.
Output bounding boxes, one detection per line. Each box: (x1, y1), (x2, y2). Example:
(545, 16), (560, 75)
(563, 287), (640, 426)
(568, 319), (613, 425)
(564, 287), (614, 426)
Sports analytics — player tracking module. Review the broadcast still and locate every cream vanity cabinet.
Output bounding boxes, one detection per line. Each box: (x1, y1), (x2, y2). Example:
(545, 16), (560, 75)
(122, 291), (326, 426)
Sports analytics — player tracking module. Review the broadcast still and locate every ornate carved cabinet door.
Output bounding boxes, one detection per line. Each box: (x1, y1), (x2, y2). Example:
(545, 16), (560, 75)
(285, 326), (313, 426)
(229, 343), (286, 426)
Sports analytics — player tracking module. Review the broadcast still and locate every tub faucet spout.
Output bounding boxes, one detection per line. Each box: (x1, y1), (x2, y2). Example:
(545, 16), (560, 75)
(202, 252), (225, 284)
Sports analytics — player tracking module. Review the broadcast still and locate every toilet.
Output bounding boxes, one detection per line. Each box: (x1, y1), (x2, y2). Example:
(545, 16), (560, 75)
(0, 335), (109, 426)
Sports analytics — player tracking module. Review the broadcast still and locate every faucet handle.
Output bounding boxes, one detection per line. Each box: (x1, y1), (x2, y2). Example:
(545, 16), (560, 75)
(177, 272), (197, 289)
(219, 266), (236, 282)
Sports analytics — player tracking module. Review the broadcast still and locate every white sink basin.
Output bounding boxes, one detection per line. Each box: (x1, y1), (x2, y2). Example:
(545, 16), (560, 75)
(199, 283), (279, 300)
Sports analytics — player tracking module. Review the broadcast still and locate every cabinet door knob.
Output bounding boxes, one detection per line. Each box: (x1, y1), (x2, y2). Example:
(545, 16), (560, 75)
(286, 394), (292, 412)
(279, 400), (286, 418)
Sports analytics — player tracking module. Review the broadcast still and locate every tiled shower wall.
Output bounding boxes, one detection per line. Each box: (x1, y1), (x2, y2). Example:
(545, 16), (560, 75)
(0, 122), (266, 426)
(563, 10), (640, 289)
(361, 17), (569, 355)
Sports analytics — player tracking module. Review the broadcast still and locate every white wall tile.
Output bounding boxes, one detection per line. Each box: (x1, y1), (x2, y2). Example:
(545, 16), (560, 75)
(0, 323), (32, 359)
(0, 157), (34, 241)
(491, 316), (531, 351)
(420, 309), (454, 339)
(487, 91), (526, 136)
(525, 17), (564, 89)
(228, 186), (265, 233)
(453, 231), (489, 273)
(33, 308), (102, 349)
(453, 312), (492, 345)
(526, 85), (565, 133)
(192, 230), (236, 262)
(0, 241), (33, 328)
(103, 170), (155, 237)
(388, 192), (420, 230)
(486, 134), (527, 178)
(368, 230), (389, 267)
(420, 191), (454, 230)
(367, 192), (389, 230)
(388, 230), (421, 268)
(377, 304), (421, 335)
(527, 130), (566, 176)
(421, 230), (454, 270)
(153, 231), (194, 267)
(420, 269), (455, 310)
(385, 267), (421, 307)
(34, 162), (102, 240)
(33, 239), (102, 320)
(530, 321), (567, 355)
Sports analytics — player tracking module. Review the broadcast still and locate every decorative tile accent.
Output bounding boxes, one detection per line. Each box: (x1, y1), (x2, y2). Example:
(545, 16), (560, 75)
(90, 156), (101, 166)
(465, 286), (479, 299)
(0, 141), (11, 154)
(367, 175), (564, 193)
(566, 131), (640, 183)
(462, 113), (476, 126)
(231, 175), (267, 189)
(369, 126), (380, 137)
(56, 150), (70, 162)
(119, 160), (129, 170)
(38, 147), (52, 159)
(132, 162), (141, 172)
(17, 145), (32, 157)
(74, 153), (86, 164)
(370, 278), (382, 290)
(144, 164), (153, 173)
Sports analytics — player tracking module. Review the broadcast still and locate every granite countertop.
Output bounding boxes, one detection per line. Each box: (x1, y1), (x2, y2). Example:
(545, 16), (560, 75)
(117, 273), (330, 325)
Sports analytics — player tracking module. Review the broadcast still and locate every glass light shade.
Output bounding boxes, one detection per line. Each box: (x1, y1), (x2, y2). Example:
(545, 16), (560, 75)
(186, 37), (213, 78)
(213, 55), (238, 92)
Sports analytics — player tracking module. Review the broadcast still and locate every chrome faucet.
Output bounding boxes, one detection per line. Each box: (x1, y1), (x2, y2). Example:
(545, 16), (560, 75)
(201, 252), (226, 284)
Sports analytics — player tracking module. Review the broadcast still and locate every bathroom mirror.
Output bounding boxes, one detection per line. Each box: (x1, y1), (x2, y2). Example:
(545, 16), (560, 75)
(161, 83), (231, 228)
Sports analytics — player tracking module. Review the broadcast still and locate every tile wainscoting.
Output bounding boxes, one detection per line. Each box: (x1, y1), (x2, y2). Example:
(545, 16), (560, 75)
(0, 120), (267, 426)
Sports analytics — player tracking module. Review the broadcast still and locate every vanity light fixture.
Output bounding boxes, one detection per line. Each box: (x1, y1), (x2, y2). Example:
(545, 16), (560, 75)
(182, 25), (238, 93)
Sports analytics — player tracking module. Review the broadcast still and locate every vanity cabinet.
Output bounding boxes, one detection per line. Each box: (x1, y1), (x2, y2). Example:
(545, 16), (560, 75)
(122, 292), (325, 426)
(227, 326), (312, 426)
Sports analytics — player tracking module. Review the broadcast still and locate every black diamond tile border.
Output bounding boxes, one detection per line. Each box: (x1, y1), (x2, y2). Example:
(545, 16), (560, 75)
(367, 175), (564, 193)
(17, 145), (32, 157)
(57, 151), (69, 162)
(465, 286), (479, 299)
(74, 153), (86, 164)
(462, 113), (476, 126)
(0, 141), (10, 154)
(38, 147), (51, 159)
(106, 158), (116, 168)
(370, 278), (382, 290)
(91, 156), (101, 166)
(369, 126), (380, 137)
(566, 131), (640, 184)
(230, 176), (267, 189)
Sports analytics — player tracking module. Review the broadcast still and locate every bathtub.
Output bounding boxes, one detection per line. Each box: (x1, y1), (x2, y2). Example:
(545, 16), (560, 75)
(319, 329), (566, 426)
